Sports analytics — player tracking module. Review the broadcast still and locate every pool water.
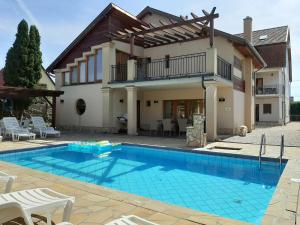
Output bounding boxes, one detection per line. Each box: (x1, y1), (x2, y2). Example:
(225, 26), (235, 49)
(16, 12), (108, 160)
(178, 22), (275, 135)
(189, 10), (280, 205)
(0, 144), (285, 224)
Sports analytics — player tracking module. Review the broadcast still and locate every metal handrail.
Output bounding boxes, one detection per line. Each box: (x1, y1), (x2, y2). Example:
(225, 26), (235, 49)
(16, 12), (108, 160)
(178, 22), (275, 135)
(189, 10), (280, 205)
(280, 134), (284, 167)
(259, 133), (266, 167)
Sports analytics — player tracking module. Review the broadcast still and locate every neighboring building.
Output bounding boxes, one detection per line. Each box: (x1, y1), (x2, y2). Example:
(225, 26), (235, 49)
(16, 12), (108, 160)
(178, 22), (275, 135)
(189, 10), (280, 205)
(0, 67), (55, 90)
(237, 26), (292, 125)
(47, 3), (292, 140)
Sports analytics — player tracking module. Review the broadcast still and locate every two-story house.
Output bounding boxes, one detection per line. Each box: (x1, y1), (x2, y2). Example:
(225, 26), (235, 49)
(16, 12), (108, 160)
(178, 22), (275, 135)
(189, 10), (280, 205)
(47, 4), (292, 141)
(237, 27), (291, 125)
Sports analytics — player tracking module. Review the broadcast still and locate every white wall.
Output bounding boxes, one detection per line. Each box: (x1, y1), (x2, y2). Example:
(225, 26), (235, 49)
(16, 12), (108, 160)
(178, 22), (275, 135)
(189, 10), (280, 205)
(56, 82), (103, 128)
(256, 97), (281, 122)
(233, 90), (245, 130)
(217, 87), (234, 134)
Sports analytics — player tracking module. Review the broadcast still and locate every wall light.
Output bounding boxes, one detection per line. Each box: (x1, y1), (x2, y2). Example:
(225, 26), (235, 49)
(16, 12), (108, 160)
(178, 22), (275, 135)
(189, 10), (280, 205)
(219, 98), (225, 102)
(60, 99), (64, 103)
(119, 99), (124, 103)
(154, 100), (158, 104)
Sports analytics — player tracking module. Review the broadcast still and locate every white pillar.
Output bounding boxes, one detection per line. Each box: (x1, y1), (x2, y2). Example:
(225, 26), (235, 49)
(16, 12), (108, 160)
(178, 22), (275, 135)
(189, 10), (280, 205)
(101, 87), (113, 130)
(206, 47), (217, 74)
(244, 57), (254, 131)
(127, 59), (137, 81)
(206, 85), (217, 141)
(126, 86), (137, 135)
(102, 43), (116, 86)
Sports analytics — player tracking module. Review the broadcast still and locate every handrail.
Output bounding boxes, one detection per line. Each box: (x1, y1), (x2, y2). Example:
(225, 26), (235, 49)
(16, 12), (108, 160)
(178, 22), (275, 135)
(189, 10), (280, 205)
(259, 133), (266, 167)
(280, 134), (284, 167)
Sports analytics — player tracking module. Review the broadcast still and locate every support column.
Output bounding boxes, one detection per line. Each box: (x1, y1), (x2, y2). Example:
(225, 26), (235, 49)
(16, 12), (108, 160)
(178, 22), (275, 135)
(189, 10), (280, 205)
(244, 58), (254, 131)
(101, 87), (113, 131)
(52, 96), (56, 128)
(127, 59), (137, 81)
(206, 85), (217, 141)
(206, 47), (217, 75)
(126, 86), (137, 135)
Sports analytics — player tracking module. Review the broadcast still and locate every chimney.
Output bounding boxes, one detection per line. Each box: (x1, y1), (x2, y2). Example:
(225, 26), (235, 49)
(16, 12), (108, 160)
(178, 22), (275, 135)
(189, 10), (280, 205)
(243, 16), (252, 44)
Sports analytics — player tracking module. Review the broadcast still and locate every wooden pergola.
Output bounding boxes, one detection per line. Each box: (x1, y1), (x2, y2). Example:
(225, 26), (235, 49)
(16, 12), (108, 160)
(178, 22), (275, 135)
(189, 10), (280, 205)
(0, 86), (64, 127)
(109, 8), (219, 57)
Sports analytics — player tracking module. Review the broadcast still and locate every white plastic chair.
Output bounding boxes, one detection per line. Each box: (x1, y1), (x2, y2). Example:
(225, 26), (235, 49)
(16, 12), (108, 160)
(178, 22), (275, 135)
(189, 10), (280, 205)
(105, 215), (158, 225)
(177, 118), (188, 136)
(0, 171), (16, 193)
(31, 116), (60, 138)
(0, 188), (74, 225)
(162, 119), (172, 136)
(2, 117), (36, 141)
(0, 201), (73, 225)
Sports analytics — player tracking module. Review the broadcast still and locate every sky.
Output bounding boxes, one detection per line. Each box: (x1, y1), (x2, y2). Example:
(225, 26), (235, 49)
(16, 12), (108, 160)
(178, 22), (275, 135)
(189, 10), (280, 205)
(0, 0), (299, 100)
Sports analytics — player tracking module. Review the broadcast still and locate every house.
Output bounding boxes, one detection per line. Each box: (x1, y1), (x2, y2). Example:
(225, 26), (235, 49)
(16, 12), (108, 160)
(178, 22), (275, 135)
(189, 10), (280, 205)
(0, 67), (55, 90)
(47, 3), (292, 140)
(237, 26), (292, 125)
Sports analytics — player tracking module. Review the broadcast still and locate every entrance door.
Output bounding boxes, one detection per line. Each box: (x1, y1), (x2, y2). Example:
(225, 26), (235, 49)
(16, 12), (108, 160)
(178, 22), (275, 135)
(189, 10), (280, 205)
(255, 104), (259, 122)
(137, 100), (140, 130)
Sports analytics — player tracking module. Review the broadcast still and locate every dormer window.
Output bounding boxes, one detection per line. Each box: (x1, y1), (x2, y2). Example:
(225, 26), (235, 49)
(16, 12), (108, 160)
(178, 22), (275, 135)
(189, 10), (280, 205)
(259, 35), (268, 40)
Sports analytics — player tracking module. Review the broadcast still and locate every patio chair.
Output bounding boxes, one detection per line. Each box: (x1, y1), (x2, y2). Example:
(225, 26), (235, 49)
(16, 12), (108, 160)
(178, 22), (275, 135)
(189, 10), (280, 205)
(177, 118), (188, 136)
(31, 116), (60, 138)
(0, 188), (74, 225)
(2, 117), (36, 141)
(0, 171), (16, 193)
(162, 119), (172, 136)
(105, 215), (158, 225)
(0, 202), (73, 225)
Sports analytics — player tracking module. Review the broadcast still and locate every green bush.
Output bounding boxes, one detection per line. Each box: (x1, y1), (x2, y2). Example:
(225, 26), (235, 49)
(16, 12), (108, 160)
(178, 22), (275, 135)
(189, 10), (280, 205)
(290, 102), (300, 115)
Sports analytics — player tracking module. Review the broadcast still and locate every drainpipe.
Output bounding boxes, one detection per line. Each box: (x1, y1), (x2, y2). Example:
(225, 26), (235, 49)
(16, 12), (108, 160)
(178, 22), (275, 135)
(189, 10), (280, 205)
(201, 76), (207, 133)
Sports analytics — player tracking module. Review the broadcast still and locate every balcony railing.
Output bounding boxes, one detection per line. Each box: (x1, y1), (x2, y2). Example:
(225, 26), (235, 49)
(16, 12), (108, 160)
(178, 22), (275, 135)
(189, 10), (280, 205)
(256, 85), (282, 95)
(135, 53), (206, 81)
(111, 64), (127, 82)
(217, 56), (232, 80)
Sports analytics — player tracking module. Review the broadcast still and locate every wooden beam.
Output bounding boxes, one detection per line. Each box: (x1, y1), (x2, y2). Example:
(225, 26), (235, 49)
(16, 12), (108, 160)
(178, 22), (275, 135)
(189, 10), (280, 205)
(209, 18), (214, 47)
(130, 13), (219, 36)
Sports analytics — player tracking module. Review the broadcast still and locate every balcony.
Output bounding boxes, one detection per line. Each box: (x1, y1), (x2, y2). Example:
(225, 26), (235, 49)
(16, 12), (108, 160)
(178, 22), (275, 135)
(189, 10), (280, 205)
(135, 53), (206, 81)
(110, 52), (233, 83)
(217, 56), (232, 81)
(256, 85), (283, 95)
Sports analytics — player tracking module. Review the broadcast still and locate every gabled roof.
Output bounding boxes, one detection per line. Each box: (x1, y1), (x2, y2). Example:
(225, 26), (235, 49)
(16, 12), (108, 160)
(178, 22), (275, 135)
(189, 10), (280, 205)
(47, 3), (144, 72)
(235, 26), (289, 46)
(137, 6), (181, 22)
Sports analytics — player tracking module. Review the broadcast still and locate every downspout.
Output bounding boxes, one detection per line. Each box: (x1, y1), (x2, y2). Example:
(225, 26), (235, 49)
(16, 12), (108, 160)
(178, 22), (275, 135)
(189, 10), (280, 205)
(201, 76), (207, 133)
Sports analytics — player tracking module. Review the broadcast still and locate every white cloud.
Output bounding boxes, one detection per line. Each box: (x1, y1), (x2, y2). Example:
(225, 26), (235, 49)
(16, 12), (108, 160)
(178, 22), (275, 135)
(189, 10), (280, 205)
(15, 0), (40, 27)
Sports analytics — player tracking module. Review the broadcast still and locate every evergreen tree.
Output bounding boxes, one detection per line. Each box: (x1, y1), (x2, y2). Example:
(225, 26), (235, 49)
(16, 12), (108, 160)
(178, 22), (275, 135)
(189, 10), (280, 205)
(4, 20), (29, 87)
(28, 25), (42, 87)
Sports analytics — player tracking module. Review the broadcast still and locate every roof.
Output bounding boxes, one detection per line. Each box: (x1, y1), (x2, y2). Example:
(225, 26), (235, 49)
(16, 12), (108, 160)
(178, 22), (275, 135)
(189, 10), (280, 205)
(47, 3), (144, 72)
(137, 6), (181, 22)
(235, 26), (289, 46)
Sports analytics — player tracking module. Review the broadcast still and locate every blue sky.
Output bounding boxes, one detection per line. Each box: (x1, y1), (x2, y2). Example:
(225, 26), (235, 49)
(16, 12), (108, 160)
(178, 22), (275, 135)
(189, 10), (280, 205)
(1, 0), (299, 100)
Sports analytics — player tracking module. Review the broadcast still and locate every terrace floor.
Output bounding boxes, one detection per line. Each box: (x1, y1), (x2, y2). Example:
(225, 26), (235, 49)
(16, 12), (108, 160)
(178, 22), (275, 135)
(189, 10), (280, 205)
(1, 132), (300, 225)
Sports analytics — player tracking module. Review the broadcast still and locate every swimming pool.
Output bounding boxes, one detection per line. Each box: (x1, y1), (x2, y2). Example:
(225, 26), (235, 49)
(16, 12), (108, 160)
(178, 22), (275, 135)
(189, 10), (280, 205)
(0, 144), (285, 224)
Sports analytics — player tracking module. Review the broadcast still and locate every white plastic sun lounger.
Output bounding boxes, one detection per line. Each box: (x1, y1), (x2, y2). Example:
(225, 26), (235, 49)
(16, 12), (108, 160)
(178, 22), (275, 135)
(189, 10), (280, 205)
(0, 171), (16, 193)
(2, 117), (36, 141)
(31, 116), (60, 138)
(0, 188), (74, 225)
(0, 201), (73, 225)
(105, 215), (159, 225)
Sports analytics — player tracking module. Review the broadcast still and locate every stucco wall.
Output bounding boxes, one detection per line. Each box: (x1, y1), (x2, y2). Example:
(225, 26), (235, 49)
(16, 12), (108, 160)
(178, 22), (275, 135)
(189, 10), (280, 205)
(217, 87), (234, 134)
(56, 82), (103, 128)
(233, 90), (245, 130)
(256, 97), (281, 122)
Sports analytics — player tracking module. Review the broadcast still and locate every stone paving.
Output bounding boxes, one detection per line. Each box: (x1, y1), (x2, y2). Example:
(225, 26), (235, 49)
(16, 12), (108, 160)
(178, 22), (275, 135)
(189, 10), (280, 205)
(221, 122), (300, 146)
(0, 132), (300, 225)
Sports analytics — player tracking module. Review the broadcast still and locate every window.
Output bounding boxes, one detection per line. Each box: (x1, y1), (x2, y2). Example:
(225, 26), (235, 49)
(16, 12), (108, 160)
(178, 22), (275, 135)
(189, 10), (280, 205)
(64, 72), (70, 86)
(163, 101), (173, 119)
(76, 99), (86, 115)
(165, 55), (170, 68)
(263, 104), (272, 114)
(79, 61), (86, 83)
(96, 49), (103, 80)
(71, 66), (78, 84)
(88, 56), (95, 82)
(163, 100), (204, 120)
